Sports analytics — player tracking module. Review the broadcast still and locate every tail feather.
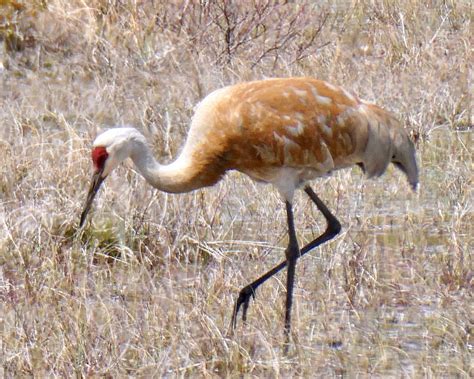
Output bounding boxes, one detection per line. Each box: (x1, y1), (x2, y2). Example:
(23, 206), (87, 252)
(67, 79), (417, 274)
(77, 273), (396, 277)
(359, 103), (418, 189)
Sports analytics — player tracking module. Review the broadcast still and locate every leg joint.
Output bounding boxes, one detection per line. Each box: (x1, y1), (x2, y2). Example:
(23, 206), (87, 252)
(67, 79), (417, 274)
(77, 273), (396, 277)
(327, 218), (342, 237)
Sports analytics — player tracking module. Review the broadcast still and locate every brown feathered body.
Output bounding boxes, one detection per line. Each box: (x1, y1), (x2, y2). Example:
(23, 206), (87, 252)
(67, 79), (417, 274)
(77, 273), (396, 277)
(161, 77), (418, 199)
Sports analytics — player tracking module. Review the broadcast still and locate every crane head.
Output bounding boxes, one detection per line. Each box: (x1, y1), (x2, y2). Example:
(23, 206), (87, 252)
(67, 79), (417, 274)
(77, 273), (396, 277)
(79, 146), (107, 228)
(79, 127), (143, 227)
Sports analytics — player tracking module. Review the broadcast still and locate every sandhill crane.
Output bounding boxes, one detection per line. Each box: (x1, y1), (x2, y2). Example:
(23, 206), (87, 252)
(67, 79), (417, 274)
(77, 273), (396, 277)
(79, 77), (418, 341)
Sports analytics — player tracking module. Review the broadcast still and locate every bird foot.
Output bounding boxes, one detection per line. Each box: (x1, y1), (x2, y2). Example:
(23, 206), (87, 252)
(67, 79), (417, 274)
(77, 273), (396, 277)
(231, 284), (256, 329)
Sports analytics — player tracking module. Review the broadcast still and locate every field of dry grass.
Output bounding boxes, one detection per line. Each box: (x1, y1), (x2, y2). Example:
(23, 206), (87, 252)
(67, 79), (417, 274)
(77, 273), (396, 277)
(1, 0), (472, 377)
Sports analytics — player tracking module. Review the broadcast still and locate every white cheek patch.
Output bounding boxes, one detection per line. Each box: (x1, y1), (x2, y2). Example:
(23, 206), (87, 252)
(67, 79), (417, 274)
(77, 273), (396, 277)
(102, 156), (116, 177)
(101, 140), (128, 177)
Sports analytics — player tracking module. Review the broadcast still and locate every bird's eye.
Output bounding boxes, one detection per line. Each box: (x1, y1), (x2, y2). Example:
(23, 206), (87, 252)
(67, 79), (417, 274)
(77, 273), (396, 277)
(91, 146), (109, 171)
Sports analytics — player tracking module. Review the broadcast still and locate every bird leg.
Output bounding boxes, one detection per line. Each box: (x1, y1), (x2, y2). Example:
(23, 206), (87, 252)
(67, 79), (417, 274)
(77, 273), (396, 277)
(284, 200), (299, 339)
(231, 185), (341, 329)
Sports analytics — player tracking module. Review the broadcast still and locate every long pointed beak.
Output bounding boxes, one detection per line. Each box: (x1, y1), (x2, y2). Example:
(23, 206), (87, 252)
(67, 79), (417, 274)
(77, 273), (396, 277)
(79, 169), (105, 228)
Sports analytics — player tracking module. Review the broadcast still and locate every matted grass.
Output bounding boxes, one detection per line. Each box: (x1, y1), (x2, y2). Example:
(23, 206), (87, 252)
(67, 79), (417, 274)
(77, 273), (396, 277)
(1, 1), (472, 377)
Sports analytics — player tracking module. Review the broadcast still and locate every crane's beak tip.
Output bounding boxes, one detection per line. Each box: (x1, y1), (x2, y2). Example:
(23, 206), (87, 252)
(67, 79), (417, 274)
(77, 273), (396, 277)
(79, 170), (105, 229)
(79, 211), (87, 229)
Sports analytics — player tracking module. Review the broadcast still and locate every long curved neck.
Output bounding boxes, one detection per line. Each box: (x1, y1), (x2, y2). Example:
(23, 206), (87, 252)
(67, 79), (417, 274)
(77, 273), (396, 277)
(129, 140), (200, 194)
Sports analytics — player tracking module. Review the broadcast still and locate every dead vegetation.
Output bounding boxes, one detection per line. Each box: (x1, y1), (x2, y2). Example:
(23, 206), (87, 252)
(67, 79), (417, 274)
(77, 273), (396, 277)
(0, 0), (472, 377)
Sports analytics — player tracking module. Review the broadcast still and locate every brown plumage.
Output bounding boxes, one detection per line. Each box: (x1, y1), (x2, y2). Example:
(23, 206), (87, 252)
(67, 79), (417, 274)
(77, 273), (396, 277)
(80, 77), (418, 343)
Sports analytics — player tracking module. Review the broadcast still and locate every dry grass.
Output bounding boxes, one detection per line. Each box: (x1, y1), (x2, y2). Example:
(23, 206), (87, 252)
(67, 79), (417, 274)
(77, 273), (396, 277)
(1, 0), (472, 377)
